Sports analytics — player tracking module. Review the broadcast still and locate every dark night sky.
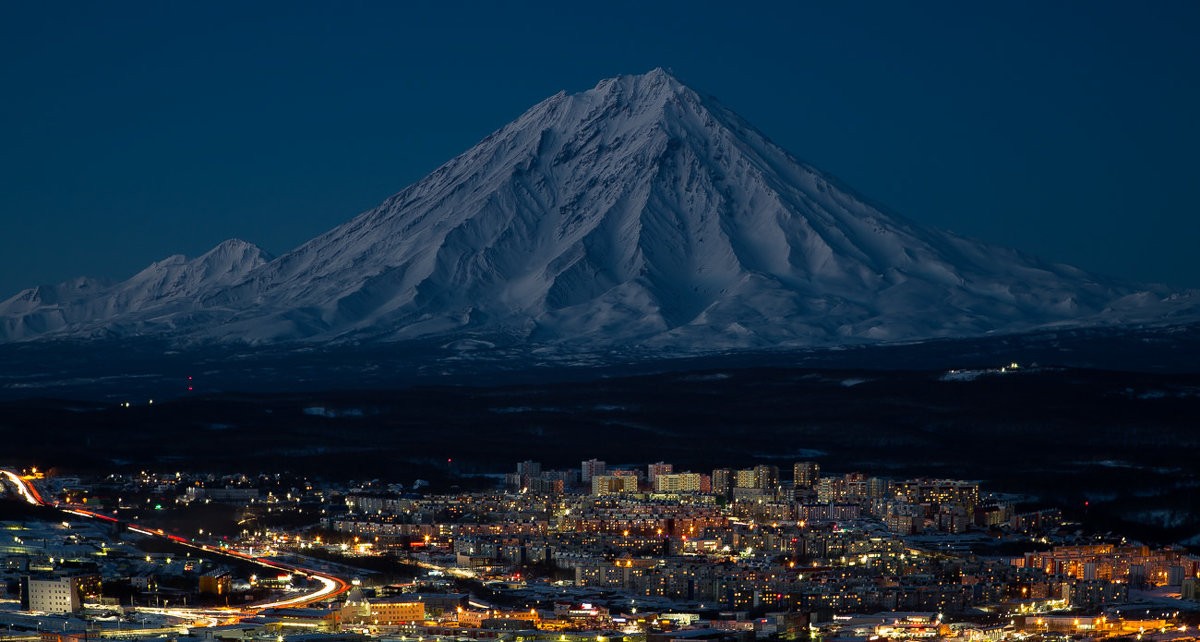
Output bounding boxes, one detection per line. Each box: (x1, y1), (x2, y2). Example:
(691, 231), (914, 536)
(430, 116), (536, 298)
(2, 1), (1198, 299)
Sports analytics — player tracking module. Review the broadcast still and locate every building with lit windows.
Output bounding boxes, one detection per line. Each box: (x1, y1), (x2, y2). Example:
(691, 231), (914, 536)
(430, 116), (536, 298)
(367, 598), (426, 624)
(20, 574), (100, 614)
(581, 459), (606, 483)
(592, 475), (637, 495)
(199, 570), (232, 595)
(712, 469), (734, 497)
(647, 462), (673, 483)
(735, 465), (778, 490)
(793, 461), (820, 488)
(655, 472), (702, 493)
(1021, 544), (1199, 586)
(893, 479), (979, 513)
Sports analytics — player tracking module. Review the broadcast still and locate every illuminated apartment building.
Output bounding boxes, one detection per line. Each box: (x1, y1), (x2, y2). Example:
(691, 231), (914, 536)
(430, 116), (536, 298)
(793, 461), (820, 488)
(592, 475), (638, 496)
(655, 472), (702, 493)
(21, 574), (101, 614)
(647, 462), (673, 483)
(581, 459), (606, 483)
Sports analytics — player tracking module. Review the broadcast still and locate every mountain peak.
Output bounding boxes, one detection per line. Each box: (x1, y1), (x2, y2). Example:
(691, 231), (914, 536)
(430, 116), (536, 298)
(588, 68), (696, 111)
(210, 238), (261, 252)
(1, 72), (1196, 348)
(597, 67), (683, 90)
(201, 238), (273, 263)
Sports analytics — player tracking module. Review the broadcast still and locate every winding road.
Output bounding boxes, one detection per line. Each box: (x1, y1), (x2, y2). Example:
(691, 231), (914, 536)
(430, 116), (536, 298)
(1, 468), (349, 616)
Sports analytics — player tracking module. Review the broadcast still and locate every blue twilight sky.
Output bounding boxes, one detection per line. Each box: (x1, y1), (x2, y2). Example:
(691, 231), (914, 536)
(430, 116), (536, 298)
(1, 1), (1198, 298)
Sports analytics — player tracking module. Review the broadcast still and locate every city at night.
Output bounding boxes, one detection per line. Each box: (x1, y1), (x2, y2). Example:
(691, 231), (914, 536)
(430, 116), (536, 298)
(2, 4), (1198, 642)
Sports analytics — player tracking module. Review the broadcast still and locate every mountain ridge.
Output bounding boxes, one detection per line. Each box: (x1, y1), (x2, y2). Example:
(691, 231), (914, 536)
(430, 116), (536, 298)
(2, 69), (1197, 349)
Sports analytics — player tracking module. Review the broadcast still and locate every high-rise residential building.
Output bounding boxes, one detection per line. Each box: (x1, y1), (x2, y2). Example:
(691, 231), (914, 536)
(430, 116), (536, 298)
(793, 461), (820, 487)
(754, 464), (779, 489)
(654, 472), (702, 493)
(515, 460), (543, 488)
(21, 574), (101, 614)
(893, 479), (980, 513)
(542, 469), (580, 486)
(647, 462), (673, 483)
(816, 477), (847, 503)
(592, 474), (638, 495)
(712, 469), (734, 497)
(736, 464), (779, 489)
(846, 475), (890, 500)
(581, 459), (606, 483)
(527, 477), (564, 494)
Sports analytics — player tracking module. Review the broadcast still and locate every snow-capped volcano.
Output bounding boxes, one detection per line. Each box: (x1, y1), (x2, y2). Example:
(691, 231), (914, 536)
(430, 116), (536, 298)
(1, 69), (1195, 348)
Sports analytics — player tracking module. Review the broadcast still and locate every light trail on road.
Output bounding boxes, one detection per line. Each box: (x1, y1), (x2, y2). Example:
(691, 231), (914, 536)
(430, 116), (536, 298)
(2, 468), (350, 618)
(250, 573), (345, 609)
(0, 470), (42, 505)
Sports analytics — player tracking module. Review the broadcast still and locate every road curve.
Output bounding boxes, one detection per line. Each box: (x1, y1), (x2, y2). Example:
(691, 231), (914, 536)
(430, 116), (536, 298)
(1, 468), (350, 612)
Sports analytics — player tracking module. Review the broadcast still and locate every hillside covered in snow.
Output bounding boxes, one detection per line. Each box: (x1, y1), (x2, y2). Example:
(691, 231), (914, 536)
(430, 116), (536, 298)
(2, 69), (1196, 350)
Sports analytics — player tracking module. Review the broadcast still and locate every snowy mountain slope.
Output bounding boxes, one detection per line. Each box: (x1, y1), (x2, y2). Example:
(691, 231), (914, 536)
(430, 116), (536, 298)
(0, 239), (271, 341)
(1, 69), (1196, 348)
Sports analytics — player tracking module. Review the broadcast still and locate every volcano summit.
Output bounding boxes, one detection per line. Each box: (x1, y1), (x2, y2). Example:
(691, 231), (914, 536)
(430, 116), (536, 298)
(2, 69), (1195, 350)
